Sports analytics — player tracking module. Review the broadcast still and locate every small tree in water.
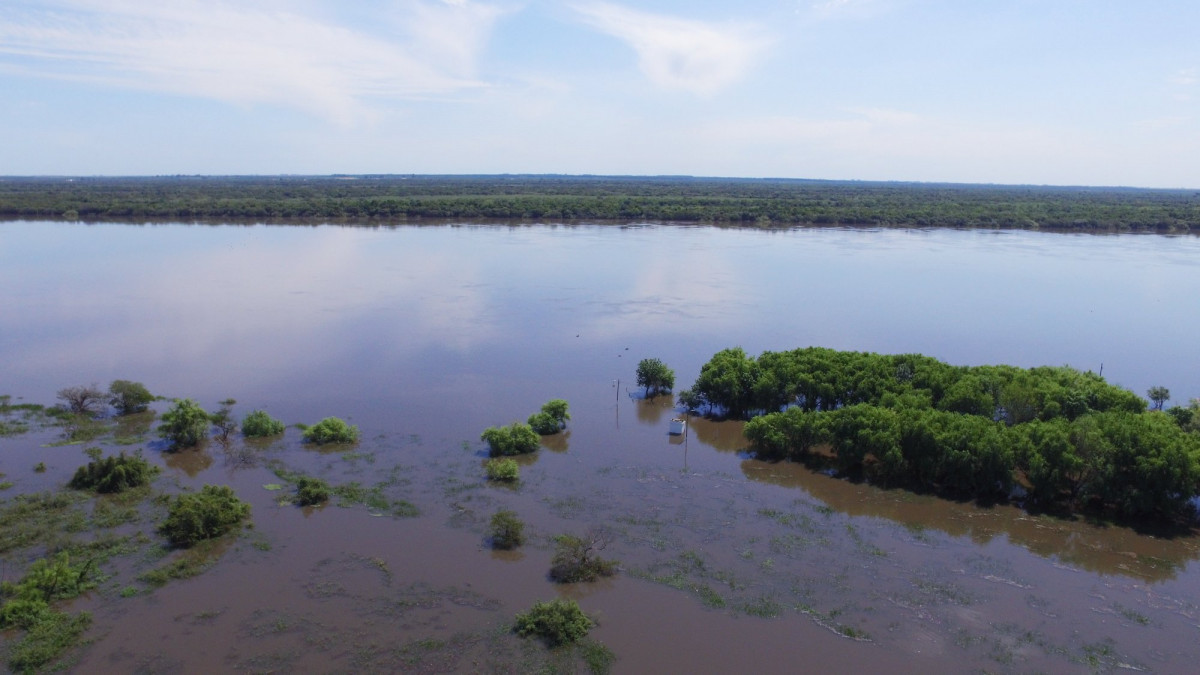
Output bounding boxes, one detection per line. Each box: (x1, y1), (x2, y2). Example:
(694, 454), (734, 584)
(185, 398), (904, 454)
(158, 399), (210, 449)
(636, 358), (675, 398)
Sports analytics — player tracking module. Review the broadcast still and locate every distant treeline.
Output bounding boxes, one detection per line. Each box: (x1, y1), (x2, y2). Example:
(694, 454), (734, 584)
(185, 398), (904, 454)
(1, 175), (1198, 231)
(679, 347), (1200, 520)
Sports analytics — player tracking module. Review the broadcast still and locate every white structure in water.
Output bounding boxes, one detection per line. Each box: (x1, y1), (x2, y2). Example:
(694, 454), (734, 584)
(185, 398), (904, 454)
(669, 417), (687, 435)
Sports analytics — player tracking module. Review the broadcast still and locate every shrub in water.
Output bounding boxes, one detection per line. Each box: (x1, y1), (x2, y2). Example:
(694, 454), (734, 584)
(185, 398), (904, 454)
(514, 598), (593, 646)
(68, 450), (158, 493)
(550, 531), (618, 583)
(158, 398), (210, 448)
(107, 380), (154, 415)
(242, 410), (286, 438)
(481, 422), (540, 457)
(296, 476), (331, 506)
(160, 485), (251, 547)
(489, 509), (526, 550)
(303, 417), (359, 445)
(485, 457), (520, 482)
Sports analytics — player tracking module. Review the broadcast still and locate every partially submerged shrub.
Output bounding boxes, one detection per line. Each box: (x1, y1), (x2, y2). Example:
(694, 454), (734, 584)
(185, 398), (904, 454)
(160, 485), (251, 547)
(514, 598), (594, 646)
(242, 410), (286, 438)
(108, 380), (154, 415)
(303, 417), (359, 445)
(550, 530), (618, 583)
(68, 450), (158, 493)
(0, 552), (95, 630)
(6, 609), (92, 673)
(489, 509), (526, 550)
(529, 399), (570, 434)
(296, 476), (331, 506)
(481, 422), (540, 457)
(158, 398), (210, 448)
(485, 457), (520, 482)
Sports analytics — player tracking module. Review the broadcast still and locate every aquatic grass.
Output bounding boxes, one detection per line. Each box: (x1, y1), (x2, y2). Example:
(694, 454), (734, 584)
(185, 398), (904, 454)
(5, 610), (92, 673)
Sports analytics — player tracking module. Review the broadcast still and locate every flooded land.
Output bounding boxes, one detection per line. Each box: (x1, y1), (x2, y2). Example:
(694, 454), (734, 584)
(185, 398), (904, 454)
(1, 222), (1199, 673)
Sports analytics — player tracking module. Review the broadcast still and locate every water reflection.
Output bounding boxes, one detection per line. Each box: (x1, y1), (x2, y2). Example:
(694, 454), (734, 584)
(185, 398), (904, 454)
(740, 458), (1199, 582)
(164, 445), (215, 476)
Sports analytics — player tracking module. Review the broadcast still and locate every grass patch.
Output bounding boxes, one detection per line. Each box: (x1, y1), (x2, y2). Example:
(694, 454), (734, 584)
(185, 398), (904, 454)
(5, 610), (92, 673)
(139, 542), (222, 587)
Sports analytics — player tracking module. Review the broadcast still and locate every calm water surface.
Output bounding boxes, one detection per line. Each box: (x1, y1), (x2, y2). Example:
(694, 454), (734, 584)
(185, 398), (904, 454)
(1, 222), (1199, 672)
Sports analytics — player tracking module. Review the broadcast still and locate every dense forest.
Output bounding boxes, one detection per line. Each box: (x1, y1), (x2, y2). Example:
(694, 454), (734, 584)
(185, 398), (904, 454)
(1, 175), (1198, 230)
(678, 347), (1200, 520)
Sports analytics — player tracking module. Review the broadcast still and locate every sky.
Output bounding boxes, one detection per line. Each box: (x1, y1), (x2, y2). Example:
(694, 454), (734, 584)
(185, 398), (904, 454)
(0, 0), (1197, 187)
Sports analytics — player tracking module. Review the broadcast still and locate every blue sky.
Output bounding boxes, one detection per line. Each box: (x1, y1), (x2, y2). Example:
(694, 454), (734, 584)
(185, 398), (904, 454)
(0, 0), (1197, 187)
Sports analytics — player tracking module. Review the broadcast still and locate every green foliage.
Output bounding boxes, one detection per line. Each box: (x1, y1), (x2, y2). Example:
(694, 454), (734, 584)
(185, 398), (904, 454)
(68, 450), (159, 493)
(550, 531), (618, 583)
(160, 485), (251, 547)
(529, 399), (570, 434)
(727, 346), (1198, 519)
(209, 404), (238, 443)
(485, 458), (520, 482)
(302, 417), (359, 445)
(636, 358), (676, 397)
(1147, 386), (1170, 411)
(296, 477), (331, 506)
(158, 398), (210, 448)
(242, 409), (286, 437)
(488, 509), (526, 550)
(481, 422), (540, 457)
(108, 380), (154, 415)
(514, 598), (594, 647)
(6, 609), (92, 673)
(5, 176), (1198, 231)
(0, 552), (95, 630)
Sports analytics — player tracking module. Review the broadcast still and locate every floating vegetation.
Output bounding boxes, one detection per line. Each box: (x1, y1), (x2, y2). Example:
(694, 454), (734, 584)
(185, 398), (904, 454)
(159, 485), (251, 547)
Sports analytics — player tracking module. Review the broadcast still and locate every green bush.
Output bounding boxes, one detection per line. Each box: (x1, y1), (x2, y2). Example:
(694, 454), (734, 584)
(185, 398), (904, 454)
(485, 457), (520, 482)
(303, 417), (359, 445)
(514, 598), (594, 646)
(529, 399), (570, 434)
(481, 422), (540, 457)
(6, 609), (92, 673)
(108, 380), (154, 415)
(242, 410), (286, 437)
(550, 532), (618, 583)
(67, 450), (158, 493)
(296, 477), (331, 506)
(0, 552), (95, 629)
(158, 398), (210, 448)
(160, 485), (251, 547)
(489, 509), (525, 550)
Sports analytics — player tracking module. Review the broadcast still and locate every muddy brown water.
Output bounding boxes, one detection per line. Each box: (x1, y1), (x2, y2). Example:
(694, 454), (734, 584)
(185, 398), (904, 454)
(2, 222), (1200, 672)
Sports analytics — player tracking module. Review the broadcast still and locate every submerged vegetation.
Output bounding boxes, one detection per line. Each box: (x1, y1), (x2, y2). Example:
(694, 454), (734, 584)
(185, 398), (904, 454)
(488, 509), (526, 550)
(242, 409), (286, 438)
(158, 398), (211, 449)
(528, 399), (571, 435)
(160, 485), (251, 547)
(684, 346), (1200, 519)
(485, 457), (520, 482)
(2, 175), (1199, 231)
(482, 422), (541, 457)
(302, 417), (359, 445)
(550, 531), (619, 583)
(514, 598), (594, 647)
(68, 449), (159, 493)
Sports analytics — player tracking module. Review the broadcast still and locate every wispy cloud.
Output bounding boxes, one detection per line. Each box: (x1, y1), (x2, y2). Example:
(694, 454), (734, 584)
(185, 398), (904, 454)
(0, 0), (506, 124)
(572, 2), (768, 95)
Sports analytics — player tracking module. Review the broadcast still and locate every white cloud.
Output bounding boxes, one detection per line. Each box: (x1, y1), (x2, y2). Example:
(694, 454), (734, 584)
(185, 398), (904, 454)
(572, 2), (768, 95)
(0, 0), (506, 124)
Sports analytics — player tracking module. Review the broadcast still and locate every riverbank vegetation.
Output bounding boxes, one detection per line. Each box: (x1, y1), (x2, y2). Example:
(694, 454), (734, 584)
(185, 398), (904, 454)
(686, 347), (1200, 520)
(2, 175), (1198, 231)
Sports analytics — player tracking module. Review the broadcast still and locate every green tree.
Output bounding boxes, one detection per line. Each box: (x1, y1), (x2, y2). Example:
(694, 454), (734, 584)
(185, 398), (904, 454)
(528, 400), (569, 435)
(636, 358), (676, 397)
(694, 347), (758, 418)
(67, 450), (158, 493)
(485, 457), (520, 482)
(296, 477), (331, 506)
(242, 410), (286, 437)
(107, 380), (154, 415)
(160, 485), (250, 547)
(513, 598), (593, 646)
(158, 399), (210, 449)
(481, 422), (540, 456)
(489, 509), (525, 549)
(302, 417), (359, 445)
(1147, 386), (1170, 411)
(209, 404), (237, 444)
